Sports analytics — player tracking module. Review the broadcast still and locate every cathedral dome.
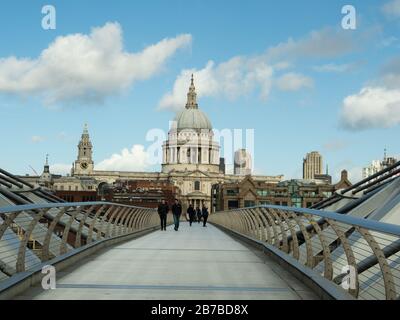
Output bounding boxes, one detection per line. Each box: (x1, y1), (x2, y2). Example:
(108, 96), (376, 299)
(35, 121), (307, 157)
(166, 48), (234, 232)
(175, 108), (212, 130)
(174, 74), (212, 131)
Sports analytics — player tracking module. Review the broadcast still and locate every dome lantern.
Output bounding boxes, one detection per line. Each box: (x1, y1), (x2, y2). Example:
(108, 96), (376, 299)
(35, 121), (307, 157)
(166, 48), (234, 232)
(186, 74), (198, 109)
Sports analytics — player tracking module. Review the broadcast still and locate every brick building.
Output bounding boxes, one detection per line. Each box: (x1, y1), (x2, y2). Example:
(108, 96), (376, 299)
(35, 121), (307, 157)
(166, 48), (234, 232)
(212, 171), (352, 211)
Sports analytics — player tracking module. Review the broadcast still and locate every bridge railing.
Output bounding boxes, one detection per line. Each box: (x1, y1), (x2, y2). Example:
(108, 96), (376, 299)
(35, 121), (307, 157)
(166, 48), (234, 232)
(209, 205), (400, 300)
(0, 202), (164, 282)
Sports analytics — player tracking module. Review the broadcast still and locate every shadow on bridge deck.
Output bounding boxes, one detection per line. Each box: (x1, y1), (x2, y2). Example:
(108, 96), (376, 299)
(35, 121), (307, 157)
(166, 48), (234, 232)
(15, 222), (317, 300)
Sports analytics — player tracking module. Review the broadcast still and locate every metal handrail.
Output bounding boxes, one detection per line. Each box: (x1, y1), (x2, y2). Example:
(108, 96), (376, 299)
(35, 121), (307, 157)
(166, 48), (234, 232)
(209, 205), (400, 300)
(0, 201), (168, 285)
(0, 201), (155, 214)
(254, 205), (400, 237)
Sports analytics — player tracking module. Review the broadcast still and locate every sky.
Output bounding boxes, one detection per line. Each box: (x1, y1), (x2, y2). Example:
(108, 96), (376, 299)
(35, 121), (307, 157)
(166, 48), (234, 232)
(0, 0), (399, 183)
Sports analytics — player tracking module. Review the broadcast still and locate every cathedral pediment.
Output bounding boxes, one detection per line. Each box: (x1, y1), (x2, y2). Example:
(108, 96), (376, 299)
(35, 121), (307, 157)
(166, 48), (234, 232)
(180, 170), (212, 178)
(186, 191), (208, 198)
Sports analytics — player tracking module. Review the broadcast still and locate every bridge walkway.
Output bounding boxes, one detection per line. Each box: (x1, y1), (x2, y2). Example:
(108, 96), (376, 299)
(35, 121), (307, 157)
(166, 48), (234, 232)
(15, 222), (317, 300)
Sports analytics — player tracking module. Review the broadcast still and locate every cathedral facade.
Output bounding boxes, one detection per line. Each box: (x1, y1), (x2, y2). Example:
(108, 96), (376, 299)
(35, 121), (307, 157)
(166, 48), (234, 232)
(53, 76), (283, 211)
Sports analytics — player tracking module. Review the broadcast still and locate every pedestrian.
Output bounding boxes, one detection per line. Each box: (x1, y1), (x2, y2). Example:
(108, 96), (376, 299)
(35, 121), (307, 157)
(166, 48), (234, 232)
(187, 204), (195, 226)
(172, 199), (182, 231)
(157, 199), (169, 231)
(196, 206), (202, 223)
(202, 205), (209, 227)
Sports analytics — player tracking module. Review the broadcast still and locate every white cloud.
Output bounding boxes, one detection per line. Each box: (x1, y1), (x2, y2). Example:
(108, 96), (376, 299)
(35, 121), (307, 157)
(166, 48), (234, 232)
(95, 144), (154, 172)
(340, 87), (400, 130)
(313, 63), (357, 73)
(382, 0), (400, 17)
(31, 135), (45, 143)
(276, 72), (314, 91)
(265, 27), (355, 61)
(380, 57), (400, 88)
(49, 144), (156, 174)
(273, 61), (292, 70)
(50, 164), (71, 175)
(159, 27), (359, 111)
(159, 57), (274, 111)
(0, 22), (191, 105)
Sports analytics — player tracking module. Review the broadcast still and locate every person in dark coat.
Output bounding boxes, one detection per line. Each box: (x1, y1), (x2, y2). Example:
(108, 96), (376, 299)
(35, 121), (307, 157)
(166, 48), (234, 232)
(157, 199), (169, 231)
(187, 204), (195, 226)
(202, 206), (209, 227)
(196, 206), (202, 223)
(171, 199), (182, 231)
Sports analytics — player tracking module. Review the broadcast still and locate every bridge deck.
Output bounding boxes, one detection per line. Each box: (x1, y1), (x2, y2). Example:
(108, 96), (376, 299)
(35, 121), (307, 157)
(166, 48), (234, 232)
(15, 222), (317, 300)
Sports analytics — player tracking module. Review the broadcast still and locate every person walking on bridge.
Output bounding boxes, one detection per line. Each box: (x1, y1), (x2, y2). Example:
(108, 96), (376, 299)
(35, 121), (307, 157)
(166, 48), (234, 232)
(196, 206), (202, 223)
(202, 206), (209, 227)
(172, 199), (182, 231)
(157, 199), (169, 231)
(187, 204), (195, 227)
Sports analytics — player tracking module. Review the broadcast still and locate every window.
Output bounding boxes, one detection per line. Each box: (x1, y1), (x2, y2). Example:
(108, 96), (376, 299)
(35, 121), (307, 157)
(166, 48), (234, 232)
(194, 181), (200, 191)
(226, 189), (238, 195)
(75, 186), (78, 191)
(288, 184), (299, 195)
(228, 200), (239, 209)
(291, 197), (302, 208)
(244, 200), (255, 208)
(257, 190), (268, 197)
(259, 201), (270, 206)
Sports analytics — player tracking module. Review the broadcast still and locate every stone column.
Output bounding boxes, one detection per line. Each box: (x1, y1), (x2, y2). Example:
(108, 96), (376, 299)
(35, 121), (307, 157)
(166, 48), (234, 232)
(180, 147), (187, 163)
(210, 149), (215, 164)
(191, 147), (197, 164)
(202, 146), (209, 164)
(163, 145), (167, 164)
(169, 146), (176, 164)
(169, 147), (173, 163)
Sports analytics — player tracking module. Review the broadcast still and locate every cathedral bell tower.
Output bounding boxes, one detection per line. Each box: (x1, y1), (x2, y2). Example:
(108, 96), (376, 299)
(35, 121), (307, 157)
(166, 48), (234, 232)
(73, 124), (94, 176)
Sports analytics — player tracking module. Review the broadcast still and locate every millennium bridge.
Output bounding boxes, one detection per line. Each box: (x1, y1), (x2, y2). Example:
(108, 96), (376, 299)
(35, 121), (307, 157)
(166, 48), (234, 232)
(1, 163), (400, 300)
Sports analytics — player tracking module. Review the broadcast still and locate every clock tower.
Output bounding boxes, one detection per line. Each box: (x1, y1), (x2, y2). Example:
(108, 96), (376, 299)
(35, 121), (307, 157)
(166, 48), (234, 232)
(73, 124), (94, 176)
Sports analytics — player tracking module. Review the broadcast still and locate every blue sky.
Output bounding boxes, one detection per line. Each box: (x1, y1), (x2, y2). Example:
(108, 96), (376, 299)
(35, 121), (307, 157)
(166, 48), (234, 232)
(0, 0), (399, 182)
